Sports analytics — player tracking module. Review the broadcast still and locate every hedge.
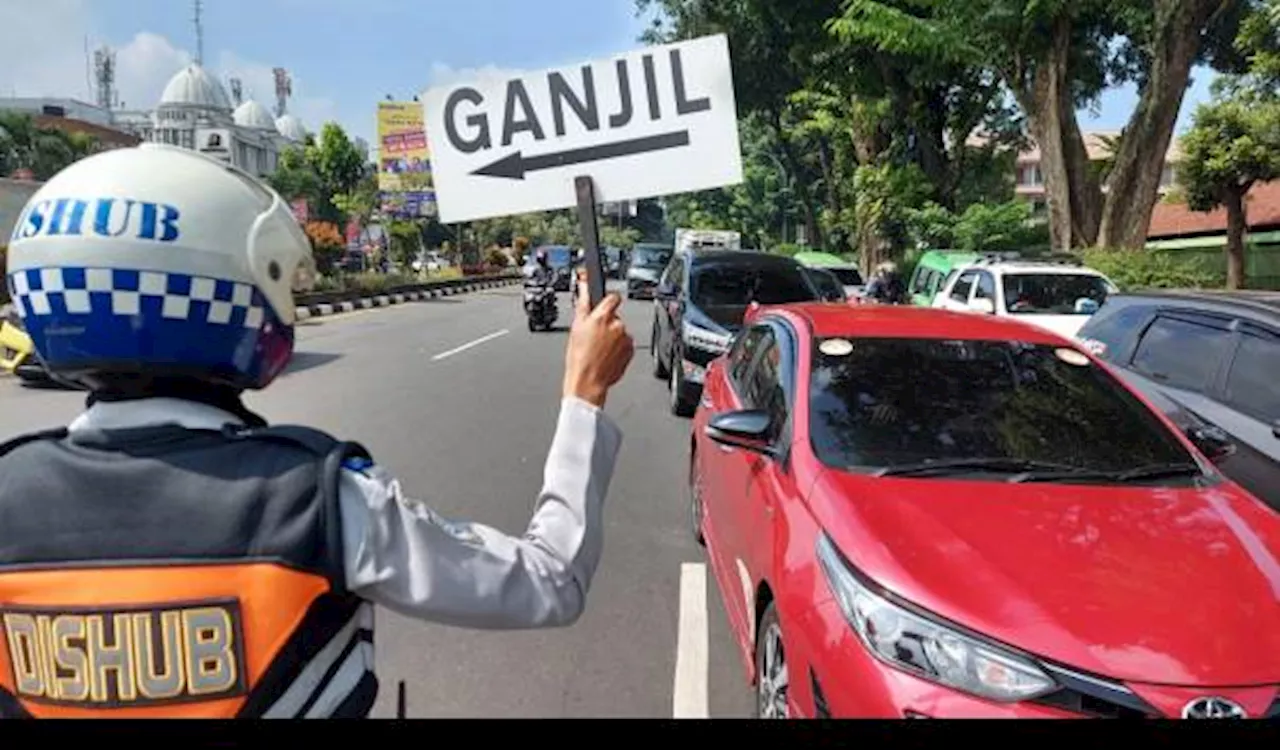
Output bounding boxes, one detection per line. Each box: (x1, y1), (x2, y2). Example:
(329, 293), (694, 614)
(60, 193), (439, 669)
(1081, 248), (1223, 291)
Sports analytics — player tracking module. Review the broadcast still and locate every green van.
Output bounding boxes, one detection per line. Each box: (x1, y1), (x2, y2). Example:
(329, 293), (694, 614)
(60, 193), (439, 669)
(793, 251), (866, 298)
(906, 250), (981, 306)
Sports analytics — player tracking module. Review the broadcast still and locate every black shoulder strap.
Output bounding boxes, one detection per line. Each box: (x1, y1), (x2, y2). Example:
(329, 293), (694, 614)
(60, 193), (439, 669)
(225, 424), (373, 593)
(0, 427), (71, 460)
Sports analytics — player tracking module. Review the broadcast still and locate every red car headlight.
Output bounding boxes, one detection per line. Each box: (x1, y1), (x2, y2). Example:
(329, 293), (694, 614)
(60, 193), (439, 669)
(817, 532), (1057, 703)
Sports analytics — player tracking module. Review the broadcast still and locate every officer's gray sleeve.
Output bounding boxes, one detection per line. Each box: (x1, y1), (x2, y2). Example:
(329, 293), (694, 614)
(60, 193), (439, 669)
(335, 397), (623, 630)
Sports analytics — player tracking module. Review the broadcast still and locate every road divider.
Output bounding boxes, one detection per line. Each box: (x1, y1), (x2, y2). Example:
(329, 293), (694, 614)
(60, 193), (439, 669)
(295, 272), (523, 322)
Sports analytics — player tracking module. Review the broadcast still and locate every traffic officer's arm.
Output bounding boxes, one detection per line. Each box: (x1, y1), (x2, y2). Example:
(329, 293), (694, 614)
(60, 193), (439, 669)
(335, 288), (633, 630)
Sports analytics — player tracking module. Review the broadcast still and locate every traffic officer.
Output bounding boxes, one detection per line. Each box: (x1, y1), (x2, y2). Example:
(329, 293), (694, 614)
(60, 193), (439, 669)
(0, 143), (635, 718)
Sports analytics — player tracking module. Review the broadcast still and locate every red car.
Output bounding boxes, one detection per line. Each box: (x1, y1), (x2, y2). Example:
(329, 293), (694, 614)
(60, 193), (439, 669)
(690, 302), (1280, 719)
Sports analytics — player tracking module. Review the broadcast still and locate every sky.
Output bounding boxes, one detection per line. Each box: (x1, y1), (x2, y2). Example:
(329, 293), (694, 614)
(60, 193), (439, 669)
(0, 0), (1219, 151)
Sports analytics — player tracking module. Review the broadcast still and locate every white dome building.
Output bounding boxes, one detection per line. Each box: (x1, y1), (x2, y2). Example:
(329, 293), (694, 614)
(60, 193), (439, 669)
(275, 114), (308, 143)
(109, 64), (305, 180)
(234, 99), (277, 131)
(160, 65), (234, 113)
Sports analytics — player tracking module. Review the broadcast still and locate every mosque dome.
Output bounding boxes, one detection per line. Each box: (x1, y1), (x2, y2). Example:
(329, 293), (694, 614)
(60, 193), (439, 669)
(158, 65), (233, 111)
(275, 113), (307, 142)
(234, 99), (278, 130)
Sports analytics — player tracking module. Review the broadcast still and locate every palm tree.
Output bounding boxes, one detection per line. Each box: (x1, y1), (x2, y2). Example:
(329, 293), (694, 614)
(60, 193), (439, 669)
(0, 112), (100, 181)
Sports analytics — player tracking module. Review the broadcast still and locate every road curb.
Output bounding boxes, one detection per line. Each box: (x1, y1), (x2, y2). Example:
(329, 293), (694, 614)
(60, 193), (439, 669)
(295, 276), (522, 322)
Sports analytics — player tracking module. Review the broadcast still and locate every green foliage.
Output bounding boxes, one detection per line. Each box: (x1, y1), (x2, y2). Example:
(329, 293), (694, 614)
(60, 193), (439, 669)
(1178, 98), (1280, 214)
(600, 225), (642, 250)
(385, 220), (424, 270)
(267, 122), (367, 226)
(1222, 0), (1280, 96)
(853, 162), (933, 256)
(0, 112), (100, 180)
(952, 202), (1048, 254)
(312, 271), (423, 295)
(332, 172), (379, 226)
(905, 203), (960, 249)
(637, 0), (1269, 266)
(1082, 248), (1223, 290)
(907, 200), (1048, 255)
(469, 210), (581, 249)
(635, 0), (1029, 258)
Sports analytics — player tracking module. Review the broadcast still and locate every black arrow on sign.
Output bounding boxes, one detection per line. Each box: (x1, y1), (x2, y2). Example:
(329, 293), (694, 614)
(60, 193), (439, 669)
(471, 130), (691, 180)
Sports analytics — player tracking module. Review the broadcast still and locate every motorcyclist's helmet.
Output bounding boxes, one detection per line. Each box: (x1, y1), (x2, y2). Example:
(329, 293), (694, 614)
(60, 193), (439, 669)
(535, 248), (548, 266)
(5, 143), (316, 392)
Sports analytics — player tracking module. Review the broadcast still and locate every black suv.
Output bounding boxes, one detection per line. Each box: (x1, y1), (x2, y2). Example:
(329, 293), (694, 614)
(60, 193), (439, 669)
(651, 250), (822, 416)
(1076, 290), (1280, 510)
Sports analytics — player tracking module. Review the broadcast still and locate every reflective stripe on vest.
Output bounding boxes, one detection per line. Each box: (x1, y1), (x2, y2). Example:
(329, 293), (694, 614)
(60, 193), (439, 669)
(263, 603), (376, 718)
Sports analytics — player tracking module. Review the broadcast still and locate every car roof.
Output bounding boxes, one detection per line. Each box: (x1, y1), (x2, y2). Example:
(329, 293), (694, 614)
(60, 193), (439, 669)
(957, 260), (1106, 276)
(917, 250), (980, 263)
(684, 249), (803, 268)
(1101, 289), (1280, 319)
(794, 251), (853, 267)
(758, 303), (1075, 345)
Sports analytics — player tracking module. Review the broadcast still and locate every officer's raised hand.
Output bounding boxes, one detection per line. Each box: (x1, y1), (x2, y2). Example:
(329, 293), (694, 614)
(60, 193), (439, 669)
(563, 280), (633, 408)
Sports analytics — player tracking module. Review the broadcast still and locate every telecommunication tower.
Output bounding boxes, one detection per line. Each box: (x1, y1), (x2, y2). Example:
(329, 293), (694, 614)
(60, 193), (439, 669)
(273, 68), (292, 118)
(193, 0), (205, 66)
(93, 46), (118, 111)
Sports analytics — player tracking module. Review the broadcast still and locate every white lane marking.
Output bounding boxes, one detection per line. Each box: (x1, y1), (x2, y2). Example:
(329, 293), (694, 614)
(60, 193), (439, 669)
(430, 329), (510, 361)
(673, 562), (709, 719)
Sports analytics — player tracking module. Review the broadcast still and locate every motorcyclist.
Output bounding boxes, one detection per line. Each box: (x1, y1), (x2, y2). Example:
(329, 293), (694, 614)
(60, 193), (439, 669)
(864, 260), (908, 305)
(0, 143), (635, 718)
(525, 248), (555, 289)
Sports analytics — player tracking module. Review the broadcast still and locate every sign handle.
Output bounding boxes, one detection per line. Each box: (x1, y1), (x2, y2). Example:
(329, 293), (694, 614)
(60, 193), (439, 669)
(574, 175), (608, 309)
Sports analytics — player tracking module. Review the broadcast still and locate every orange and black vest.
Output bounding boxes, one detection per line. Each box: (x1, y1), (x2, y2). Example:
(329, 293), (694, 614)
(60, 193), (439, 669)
(0, 422), (378, 718)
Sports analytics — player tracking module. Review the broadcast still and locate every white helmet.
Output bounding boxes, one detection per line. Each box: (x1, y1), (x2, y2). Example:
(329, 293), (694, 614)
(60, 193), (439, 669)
(5, 143), (316, 391)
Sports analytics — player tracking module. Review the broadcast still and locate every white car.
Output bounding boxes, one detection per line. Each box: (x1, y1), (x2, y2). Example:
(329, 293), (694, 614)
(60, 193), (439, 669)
(932, 257), (1118, 340)
(412, 251), (448, 273)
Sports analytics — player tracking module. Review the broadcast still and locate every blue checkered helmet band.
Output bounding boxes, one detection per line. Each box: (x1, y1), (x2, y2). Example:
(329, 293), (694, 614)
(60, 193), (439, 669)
(8, 266), (293, 390)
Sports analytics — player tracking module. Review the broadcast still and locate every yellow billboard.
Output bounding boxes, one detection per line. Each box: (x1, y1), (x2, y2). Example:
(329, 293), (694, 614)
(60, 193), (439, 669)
(376, 101), (435, 216)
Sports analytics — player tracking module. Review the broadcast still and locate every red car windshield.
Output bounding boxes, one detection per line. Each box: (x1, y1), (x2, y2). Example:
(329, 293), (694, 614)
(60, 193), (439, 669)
(808, 337), (1197, 479)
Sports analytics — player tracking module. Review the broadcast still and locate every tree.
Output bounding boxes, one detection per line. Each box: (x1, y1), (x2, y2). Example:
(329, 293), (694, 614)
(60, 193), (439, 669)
(333, 172), (379, 228)
(267, 122), (367, 226)
(385, 219), (425, 270)
(268, 145), (325, 215)
(310, 123), (366, 200)
(0, 112), (99, 180)
(638, 0), (848, 246)
(600, 225), (642, 250)
(636, 0), (1025, 260)
(834, 0), (1259, 250)
(1178, 98), (1280, 288)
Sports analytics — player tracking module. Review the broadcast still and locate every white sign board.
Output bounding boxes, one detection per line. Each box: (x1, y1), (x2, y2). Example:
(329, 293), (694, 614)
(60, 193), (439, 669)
(422, 34), (743, 224)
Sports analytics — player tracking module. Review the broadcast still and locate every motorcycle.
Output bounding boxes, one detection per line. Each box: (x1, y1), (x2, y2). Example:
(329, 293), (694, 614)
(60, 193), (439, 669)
(524, 283), (558, 332)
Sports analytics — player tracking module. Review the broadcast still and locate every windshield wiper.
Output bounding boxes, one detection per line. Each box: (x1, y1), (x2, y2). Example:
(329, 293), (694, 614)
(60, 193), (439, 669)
(1009, 462), (1205, 485)
(873, 458), (1085, 478)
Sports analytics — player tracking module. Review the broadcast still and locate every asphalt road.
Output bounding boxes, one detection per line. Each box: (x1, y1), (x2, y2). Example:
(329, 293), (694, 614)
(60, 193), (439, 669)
(0, 281), (757, 719)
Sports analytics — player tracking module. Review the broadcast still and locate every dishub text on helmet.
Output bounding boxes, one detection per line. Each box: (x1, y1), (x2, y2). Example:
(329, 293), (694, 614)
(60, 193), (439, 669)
(11, 198), (182, 244)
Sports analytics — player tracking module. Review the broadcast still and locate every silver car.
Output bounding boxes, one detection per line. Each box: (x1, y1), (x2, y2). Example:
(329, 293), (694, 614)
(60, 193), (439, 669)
(1076, 290), (1280, 511)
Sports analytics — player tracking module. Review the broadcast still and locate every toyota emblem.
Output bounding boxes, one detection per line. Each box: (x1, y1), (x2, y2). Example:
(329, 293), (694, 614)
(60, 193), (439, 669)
(1181, 697), (1248, 719)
